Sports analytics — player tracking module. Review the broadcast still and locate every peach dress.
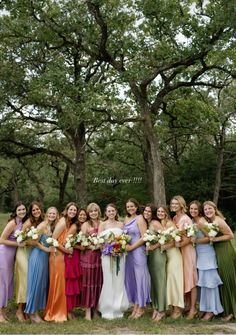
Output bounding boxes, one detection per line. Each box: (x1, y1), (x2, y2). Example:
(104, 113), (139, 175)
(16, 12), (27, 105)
(44, 228), (69, 322)
(173, 214), (198, 293)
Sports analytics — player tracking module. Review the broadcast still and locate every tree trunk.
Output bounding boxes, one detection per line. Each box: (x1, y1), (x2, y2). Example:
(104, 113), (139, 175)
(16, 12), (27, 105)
(213, 147), (224, 205)
(58, 164), (70, 210)
(142, 138), (154, 201)
(73, 122), (87, 206)
(143, 111), (166, 205)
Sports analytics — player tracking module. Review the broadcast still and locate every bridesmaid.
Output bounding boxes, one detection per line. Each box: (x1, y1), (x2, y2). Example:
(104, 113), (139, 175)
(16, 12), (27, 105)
(124, 198), (151, 319)
(98, 203), (129, 319)
(77, 208), (88, 226)
(189, 201), (223, 321)
(15, 201), (44, 321)
(80, 203), (103, 321)
(203, 201), (236, 321)
(156, 205), (184, 320)
(170, 195), (198, 319)
(0, 202), (27, 323)
(24, 207), (59, 322)
(143, 204), (167, 322)
(44, 202), (79, 322)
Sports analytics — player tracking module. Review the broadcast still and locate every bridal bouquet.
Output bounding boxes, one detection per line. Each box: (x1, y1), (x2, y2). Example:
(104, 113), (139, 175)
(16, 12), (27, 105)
(143, 229), (161, 247)
(88, 234), (105, 250)
(185, 224), (197, 238)
(100, 231), (131, 275)
(65, 234), (78, 250)
(203, 222), (219, 244)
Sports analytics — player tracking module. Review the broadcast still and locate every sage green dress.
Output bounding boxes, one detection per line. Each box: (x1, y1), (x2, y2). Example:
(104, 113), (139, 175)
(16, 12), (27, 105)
(214, 240), (236, 318)
(148, 248), (167, 312)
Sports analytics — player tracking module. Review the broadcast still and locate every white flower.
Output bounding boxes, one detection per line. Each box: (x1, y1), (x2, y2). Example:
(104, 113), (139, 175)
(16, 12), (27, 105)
(46, 237), (53, 244)
(17, 235), (23, 243)
(32, 234), (38, 240)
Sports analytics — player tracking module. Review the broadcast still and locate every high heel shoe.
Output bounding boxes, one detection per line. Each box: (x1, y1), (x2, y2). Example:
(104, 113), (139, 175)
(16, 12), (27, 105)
(202, 312), (214, 321)
(133, 310), (145, 319)
(16, 311), (26, 322)
(221, 314), (233, 322)
(186, 310), (198, 320)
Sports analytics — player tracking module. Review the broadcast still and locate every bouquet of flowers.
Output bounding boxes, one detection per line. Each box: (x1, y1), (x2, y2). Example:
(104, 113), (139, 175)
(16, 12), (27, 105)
(185, 224), (196, 238)
(203, 222), (219, 244)
(14, 226), (40, 243)
(169, 228), (182, 243)
(88, 234), (106, 250)
(65, 234), (78, 250)
(46, 237), (59, 248)
(143, 229), (161, 247)
(100, 231), (131, 275)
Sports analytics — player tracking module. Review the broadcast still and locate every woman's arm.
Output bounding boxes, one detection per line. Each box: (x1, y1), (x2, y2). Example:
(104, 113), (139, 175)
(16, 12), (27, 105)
(210, 217), (234, 243)
(0, 220), (20, 247)
(126, 216), (147, 251)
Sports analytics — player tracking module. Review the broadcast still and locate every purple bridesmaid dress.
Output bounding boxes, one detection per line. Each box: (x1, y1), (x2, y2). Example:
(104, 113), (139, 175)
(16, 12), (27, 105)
(0, 217), (22, 308)
(125, 216), (151, 307)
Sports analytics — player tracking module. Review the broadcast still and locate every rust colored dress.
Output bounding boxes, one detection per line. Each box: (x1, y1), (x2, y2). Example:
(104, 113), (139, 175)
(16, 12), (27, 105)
(44, 228), (69, 322)
(174, 214), (198, 293)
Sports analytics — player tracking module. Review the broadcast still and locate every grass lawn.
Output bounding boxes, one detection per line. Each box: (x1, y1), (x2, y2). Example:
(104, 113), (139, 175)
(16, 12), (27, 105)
(0, 213), (235, 334)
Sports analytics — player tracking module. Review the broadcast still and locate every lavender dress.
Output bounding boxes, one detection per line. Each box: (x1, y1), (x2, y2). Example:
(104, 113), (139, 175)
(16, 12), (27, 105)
(0, 217), (22, 308)
(125, 216), (151, 307)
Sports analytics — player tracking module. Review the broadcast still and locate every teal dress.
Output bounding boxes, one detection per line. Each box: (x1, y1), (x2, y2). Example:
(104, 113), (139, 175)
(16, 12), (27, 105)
(25, 235), (49, 314)
(148, 247), (167, 312)
(214, 239), (236, 318)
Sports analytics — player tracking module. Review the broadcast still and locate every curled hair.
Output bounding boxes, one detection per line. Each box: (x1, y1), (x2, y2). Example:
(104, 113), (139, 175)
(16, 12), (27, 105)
(9, 201), (28, 223)
(62, 202), (79, 225)
(143, 203), (158, 222)
(104, 203), (119, 221)
(188, 200), (203, 218)
(45, 207), (60, 232)
(125, 198), (140, 217)
(170, 195), (187, 213)
(203, 201), (225, 221)
(28, 201), (45, 227)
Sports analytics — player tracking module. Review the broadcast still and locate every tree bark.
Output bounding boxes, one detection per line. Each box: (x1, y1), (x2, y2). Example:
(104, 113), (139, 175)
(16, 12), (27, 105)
(213, 147), (224, 205)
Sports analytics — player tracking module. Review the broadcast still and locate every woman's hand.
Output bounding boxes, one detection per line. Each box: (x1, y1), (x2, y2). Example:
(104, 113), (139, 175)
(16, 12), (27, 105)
(125, 244), (133, 252)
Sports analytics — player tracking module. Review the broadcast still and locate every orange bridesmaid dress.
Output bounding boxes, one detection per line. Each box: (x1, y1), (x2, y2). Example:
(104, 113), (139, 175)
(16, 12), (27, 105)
(44, 229), (69, 322)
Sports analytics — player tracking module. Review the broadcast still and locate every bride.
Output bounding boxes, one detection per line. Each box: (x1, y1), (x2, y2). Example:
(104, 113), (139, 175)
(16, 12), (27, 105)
(98, 203), (129, 319)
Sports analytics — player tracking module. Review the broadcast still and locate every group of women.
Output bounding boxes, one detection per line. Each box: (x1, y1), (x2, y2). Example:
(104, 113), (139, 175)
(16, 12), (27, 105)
(0, 196), (236, 324)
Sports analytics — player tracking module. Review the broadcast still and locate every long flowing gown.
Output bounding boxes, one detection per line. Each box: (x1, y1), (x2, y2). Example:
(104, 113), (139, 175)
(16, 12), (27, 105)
(98, 227), (129, 319)
(125, 216), (151, 307)
(80, 227), (103, 309)
(195, 229), (223, 315)
(25, 234), (50, 314)
(64, 248), (82, 312)
(174, 214), (198, 293)
(166, 247), (184, 309)
(148, 246), (167, 312)
(44, 228), (68, 322)
(0, 217), (22, 308)
(214, 238), (236, 318)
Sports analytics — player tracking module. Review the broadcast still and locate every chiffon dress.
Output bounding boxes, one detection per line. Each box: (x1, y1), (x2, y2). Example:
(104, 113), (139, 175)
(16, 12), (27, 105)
(44, 228), (69, 322)
(195, 229), (223, 315)
(0, 217), (22, 308)
(25, 234), (50, 314)
(148, 245), (167, 312)
(174, 214), (198, 293)
(64, 248), (82, 312)
(98, 227), (129, 319)
(124, 216), (151, 307)
(80, 227), (103, 309)
(214, 238), (236, 318)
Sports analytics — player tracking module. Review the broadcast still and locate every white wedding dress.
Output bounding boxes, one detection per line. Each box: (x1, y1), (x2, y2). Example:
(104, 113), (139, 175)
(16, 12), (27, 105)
(98, 227), (129, 319)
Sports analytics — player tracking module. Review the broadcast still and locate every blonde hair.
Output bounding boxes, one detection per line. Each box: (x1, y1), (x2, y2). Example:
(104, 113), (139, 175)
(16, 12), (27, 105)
(45, 207), (60, 223)
(170, 195), (187, 213)
(157, 205), (171, 224)
(203, 201), (225, 221)
(87, 202), (101, 219)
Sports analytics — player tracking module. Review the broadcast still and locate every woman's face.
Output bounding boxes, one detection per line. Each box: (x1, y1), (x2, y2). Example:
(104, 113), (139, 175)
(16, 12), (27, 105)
(16, 205), (27, 219)
(32, 204), (41, 218)
(143, 206), (152, 222)
(47, 208), (57, 222)
(189, 203), (199, 218)
(157, 207), (166, 220)
(170, 199), (181, 213)
(89, 207), (99, 220)
(78, 210), (87, 224)
(67, 205), (77, 219)
(105, 206), (117, 220)
(204, 204), (215, 219)
(126, 201), (137, 216)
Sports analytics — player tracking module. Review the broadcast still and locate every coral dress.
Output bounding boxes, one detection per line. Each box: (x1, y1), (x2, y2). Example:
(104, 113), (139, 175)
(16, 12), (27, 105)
(44, 229), (68, 322)
(125, 216), (151, 307)
(0, 217), (22, 308)
(65, 248), (82, 311)
(25, 234), (50, 314)
(80, 227), (103, 308)
(173, 214), (198, 293)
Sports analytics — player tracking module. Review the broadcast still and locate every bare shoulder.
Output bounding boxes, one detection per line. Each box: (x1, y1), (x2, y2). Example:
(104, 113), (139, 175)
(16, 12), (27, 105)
(150, 219), (162, 231)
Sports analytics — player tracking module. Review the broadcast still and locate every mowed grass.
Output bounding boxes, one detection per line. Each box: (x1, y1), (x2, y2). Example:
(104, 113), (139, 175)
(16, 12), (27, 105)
(0, 213), (236, 334)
